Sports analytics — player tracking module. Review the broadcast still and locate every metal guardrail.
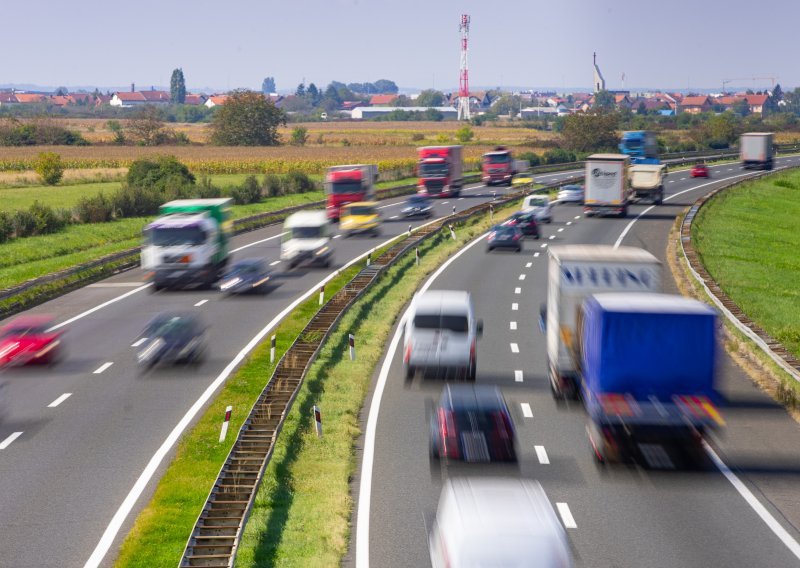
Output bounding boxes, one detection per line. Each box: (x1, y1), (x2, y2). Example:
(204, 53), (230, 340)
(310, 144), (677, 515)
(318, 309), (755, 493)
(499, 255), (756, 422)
(680, 167), (800, 384)
(177, 176), (573, 567)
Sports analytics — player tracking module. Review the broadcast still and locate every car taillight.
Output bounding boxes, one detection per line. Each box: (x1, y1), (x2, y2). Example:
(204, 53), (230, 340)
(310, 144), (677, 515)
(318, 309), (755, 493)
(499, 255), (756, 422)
(404, 342), (411, 363)
(513, 234), (520, 241)
(438, 408), (459, 459)
(491, 411), (514, 440)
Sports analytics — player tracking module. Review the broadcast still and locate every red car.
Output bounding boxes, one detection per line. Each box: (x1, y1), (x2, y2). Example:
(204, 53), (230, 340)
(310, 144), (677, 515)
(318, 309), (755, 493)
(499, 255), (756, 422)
(0, 316), (63, 367)
(691, 163), (710, 178)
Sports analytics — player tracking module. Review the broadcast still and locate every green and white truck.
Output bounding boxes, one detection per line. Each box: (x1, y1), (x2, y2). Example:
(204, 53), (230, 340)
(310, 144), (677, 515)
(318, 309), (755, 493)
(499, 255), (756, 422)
(141, 198), (233, 290)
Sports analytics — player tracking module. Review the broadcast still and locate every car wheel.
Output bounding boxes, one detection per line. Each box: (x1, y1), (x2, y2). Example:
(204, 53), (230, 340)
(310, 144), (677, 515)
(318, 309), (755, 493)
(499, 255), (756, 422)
(404, 364), (415, 382)
(515, 246), (521, 253)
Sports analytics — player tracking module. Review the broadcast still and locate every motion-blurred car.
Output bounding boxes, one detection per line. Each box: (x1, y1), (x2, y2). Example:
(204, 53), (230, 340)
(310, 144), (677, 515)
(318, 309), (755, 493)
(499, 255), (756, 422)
(134, 312), (206, 369)
(691, 163), (710, 178)
(0, 316), (63, 367)
(429, 477), (572, 568)
(401, 195), (433, 218)
(557, 184), (584, 203)
(522, 194), (553, 223)
(503, 211), (540, 239)
(339, 201), (381, 237)
(486, 225), (522, 252)
(219, 259), (272, 295)
(511, 172), (535, 187)
(429, 384), (517, 463)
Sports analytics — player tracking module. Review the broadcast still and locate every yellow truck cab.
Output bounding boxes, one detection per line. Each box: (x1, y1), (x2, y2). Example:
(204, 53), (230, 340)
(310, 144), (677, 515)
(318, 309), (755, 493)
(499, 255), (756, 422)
(339, 201), (381, 237)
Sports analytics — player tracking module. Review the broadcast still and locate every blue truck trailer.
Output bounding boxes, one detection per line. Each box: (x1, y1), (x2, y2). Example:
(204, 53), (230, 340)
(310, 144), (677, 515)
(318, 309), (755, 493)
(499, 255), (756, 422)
(578, 293), (724, 465)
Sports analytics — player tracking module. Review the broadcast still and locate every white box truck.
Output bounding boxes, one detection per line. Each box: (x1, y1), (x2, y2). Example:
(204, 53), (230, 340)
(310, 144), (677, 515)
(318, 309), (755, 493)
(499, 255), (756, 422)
(583, 154), (631, 217)
(740, 132), (773, 170)
(542, 245), (661, 399)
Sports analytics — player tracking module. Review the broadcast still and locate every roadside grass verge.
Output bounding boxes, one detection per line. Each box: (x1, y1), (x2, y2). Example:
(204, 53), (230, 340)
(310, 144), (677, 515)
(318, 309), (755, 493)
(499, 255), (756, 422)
(233, 200), (519, 567)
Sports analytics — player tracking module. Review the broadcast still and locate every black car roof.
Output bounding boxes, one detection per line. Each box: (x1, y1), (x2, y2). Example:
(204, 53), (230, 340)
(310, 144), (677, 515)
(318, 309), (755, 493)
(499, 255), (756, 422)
(441, 384), (505, 410)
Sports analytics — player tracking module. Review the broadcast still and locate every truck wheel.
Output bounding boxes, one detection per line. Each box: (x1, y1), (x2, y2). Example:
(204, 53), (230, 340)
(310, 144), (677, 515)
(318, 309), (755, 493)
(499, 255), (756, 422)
(619, 205), (628, 218)
(151, 282), (162, 292)
(655, 190), (663, 205)
(404, 364), (415, 382)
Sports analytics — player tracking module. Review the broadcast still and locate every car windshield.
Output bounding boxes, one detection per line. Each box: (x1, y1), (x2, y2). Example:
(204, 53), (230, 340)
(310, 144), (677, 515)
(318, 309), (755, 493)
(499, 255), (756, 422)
(153, 317), (195, 339)
(329, 181), (363, 194)
(485, 154), (511, 164)
(344, 206), (375, 216)
(419, 163), (449, 177)
(493, 226), (516, 236)
(528, 197), (548, 206)
(290, 226), (324, 239)
(149, 227), (206, 246)
(414, 314), (469, 333)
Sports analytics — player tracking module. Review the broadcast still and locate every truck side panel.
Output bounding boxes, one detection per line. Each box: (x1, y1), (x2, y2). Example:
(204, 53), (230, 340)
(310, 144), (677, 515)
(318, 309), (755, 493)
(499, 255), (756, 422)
(585, 160), (626, 205)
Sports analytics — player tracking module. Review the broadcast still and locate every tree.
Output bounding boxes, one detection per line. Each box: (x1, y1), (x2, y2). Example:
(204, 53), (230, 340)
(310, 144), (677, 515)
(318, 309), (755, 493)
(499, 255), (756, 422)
(490, 94), (522, 117)
(637, 101), (647, 115)
(732, 99), (750, 117)
(392, 95), (414, 107)
(261, 76), (276, 94)
(307, 83), (320, 105)
(170, 68), (186, 104)
(560, 112), (620, 152)
(34, 152), (64, 185)
(706, 113), (740, 146)
(593, 90), (616, 113)
(772, 83), (783, 102)
(128, 105), (166, 146)
(373, 79), (399, 94)
(55, 87), (68, 96)
(455, 125), (474, 143)
(416, 89), (445, 107)
(210, 90), (286, 146)
(295, 83), (306, 97)
(290, 126), (309, 146)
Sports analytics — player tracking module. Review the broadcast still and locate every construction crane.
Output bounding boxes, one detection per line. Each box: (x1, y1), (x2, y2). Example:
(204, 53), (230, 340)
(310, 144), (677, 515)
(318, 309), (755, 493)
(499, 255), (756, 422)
(722, 76), (777, 93)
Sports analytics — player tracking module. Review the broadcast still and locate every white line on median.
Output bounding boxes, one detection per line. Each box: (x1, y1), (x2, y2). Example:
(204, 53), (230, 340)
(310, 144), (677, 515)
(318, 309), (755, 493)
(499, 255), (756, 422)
(48, 393), (72, 408)
(511, 303), (518, 311)
(131, 338), (147, 347)
(535, 445), (550, 464)
(521, 403), (533, 417)
(0, 432), (23, 450)
(93, 362), (113, 374)
(510, 321), (517, 330)
(194, 299), (208, 307)
(556, 503), (577, 528)
(86, 282), (145, 288)
(510, 343), (520, 353)
(514, 370), (523, 382)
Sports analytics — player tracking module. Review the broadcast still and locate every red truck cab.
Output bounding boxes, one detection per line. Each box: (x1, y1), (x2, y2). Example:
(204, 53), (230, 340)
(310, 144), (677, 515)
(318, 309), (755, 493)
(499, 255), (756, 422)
(417, 145), (464, 198)
(482, 147), (514, 186)
(324, 164), (378, 221)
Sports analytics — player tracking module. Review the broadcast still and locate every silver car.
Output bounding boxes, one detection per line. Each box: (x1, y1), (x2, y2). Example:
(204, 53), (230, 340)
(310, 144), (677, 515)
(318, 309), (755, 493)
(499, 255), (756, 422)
(521, 194), (553, 223)
(557, 184), (584, 204)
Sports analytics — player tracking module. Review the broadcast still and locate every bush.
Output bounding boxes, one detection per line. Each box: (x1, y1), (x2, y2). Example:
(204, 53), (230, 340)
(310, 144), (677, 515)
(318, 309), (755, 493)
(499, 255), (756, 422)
(262, 174), (283, 198)
(290, 127), (309, 146)
(283, 171), (317, 194)
(110, 185), (164, 217)
(75, 193), (115, 223)
(12, 209), (39, 237)
(455, 125), (474, 143)
(543, 148), (577, 164)
(410, 132), (425, 142)
(28, 201), (68, 234)
(516, 151), (541, 167)
(126, 156), (195, 191)
(708, 139), (730, 150)
(34, 151), (64, 185)
(0, 212), (13, 243)
(196, 176), (223, 198)
(229, 176), (262, 205)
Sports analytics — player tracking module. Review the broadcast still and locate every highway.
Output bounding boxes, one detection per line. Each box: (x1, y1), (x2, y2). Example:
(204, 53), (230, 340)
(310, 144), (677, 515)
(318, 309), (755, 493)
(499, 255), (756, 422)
(0, 170), (584, 568)
(353, 156), (800, 568)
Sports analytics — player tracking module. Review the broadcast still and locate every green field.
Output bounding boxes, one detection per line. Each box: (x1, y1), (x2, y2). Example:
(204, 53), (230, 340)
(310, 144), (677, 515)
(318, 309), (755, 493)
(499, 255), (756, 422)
(692, 169), (800, 355)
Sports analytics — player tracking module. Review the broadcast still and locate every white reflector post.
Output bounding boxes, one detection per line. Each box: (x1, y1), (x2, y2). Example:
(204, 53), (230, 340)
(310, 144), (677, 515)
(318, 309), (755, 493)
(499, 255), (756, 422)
(349, 333), (356, 360)
(313, 405), (323, 438)
(270, 335), (276, 364)
(219, 405), (233, 443)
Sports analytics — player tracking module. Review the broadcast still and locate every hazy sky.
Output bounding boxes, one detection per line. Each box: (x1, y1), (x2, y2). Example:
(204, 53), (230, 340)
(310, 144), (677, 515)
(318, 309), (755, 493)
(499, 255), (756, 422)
(3, 0), (797, 92)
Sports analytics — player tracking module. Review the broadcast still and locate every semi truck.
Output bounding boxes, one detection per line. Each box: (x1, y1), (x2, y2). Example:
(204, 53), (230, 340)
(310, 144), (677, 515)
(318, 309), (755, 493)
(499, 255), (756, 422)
(481, 146), (515, 186)
(579, 293), (724, 465)
(141, 198), (232, 290)
(740, 132), (774, 170)
(628, 163), (667, 205)
(543, 245), (661, 399)
(324, 164), (378, 221)
(619, 131), (660, 164)
(583, 154), (631, 217)
(417, 146), (464, 198)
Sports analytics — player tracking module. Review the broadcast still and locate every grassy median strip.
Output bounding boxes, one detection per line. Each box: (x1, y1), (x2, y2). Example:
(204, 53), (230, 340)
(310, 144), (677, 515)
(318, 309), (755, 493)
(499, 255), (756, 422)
(233, 201), (519, 567)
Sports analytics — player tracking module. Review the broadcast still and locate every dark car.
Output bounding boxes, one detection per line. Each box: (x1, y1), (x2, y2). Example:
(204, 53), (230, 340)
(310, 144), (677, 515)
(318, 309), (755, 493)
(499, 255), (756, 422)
(0, 315), (63, 367)
(402, 195), (433, 218)
(219, 259), (272, 295)
(503, 211), (540, 239)
(691, 163), (710, 178)
(134, 312), (206, 369)
(429, 384), (517, 463)
(486, 225), (522, 252)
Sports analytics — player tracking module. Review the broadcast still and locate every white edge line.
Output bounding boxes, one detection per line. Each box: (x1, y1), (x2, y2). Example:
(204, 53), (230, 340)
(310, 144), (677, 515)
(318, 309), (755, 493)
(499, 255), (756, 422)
(534, 445), (550, 464)
(704, 442), (800, 559)
(556, 503), (577, 528)
(0, 432), (23, 449)
(48, 393), (73, 408)
(84, 215), (444, 568)
(355, 229), (489, 568)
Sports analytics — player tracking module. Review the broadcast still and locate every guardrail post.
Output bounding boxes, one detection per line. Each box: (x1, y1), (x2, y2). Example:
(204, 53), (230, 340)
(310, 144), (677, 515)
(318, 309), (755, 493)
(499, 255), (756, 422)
(270, 335), (276, 364)
(349, 334), (356, 360)
(219, 406), (232, 443)
(313, 405), (323, 438)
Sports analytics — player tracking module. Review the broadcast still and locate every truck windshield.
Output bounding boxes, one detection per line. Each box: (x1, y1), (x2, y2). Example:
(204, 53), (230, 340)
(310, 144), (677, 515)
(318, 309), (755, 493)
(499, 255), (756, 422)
(419, 163), (449, 177)
(485, 154), (511, 164)
(414, 314), (469, 333)
(290, 226), (324, 239)
(329, 181), (363, 194)
(150, 227), (206, 246)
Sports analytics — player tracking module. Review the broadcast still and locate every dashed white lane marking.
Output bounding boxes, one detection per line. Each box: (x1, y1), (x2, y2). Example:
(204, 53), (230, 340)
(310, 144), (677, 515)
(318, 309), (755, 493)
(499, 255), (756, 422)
(194, 299), (208, 307)
(510, 343), (520, 353)
(574, 215), (581, 219)
(93, 362), (113, 374)
(458, 197), (465, 201)
(727, 168), (734, 171)
(230, 232), (285, 253)
(514, 370), (523, 382)
(514, 287), (521, 294)
(566, 221), (572, 226)
(510, 321), (517, 330)
(533, 252), (540, 258)
(557, 503), (577, 528)
(0, 432), (23, 450)
(518, 274), (526, 281)
(269, 260), (281, 266)
(131, 338), (148, 347)
(511, 303), (519, 311)
(679, 177), (687, 181)
(441, 201), (449, 205)
(333, 234), (342, 239)
(48, 393), (72, 408)
(548, 235), (556, 240)
(521, 403), (533, 417)
(535, 445), (550, 464)
(540, 243), (547, 248)
(557, 228), (564, 232)
(47, 284), (151, 332)
(87, 282), (145, 288)
(669, 180), (675, 183)
(525, 262), (533, 268)
(389, 215), (398, 219)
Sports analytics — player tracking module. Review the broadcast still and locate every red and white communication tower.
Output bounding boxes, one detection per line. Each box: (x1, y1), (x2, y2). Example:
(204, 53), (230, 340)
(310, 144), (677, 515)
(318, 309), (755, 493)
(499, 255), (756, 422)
(457, 14), (471, 121)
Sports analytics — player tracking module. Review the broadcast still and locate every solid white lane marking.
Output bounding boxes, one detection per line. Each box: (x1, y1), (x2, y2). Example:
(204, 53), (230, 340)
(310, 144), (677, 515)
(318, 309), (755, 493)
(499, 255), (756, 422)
(131, 338), (148, 348)
(0, 432), (22, 450)
(704, 442), (800, 559)
(269, 260), (281, 266)
(535, 445), (550, 464)
(511, 303), (519, 311)
(48, 393), (72, 408)
(521, 403), (533, 417)
(510, 321), (517, 330)
(533, 252), (540, 258)
(548, 235), (555, 240)
(566, 221), (572, 226)
(557, 503), (577, 528)
(230, 232), (285, 253)
(47, 284), (151, 332)
(525, 262), (532, 268)
(355, 228), (489, 568)
(86, 282), (145, 288)
(514, 370), (523, 382)
(518, 274), (526, 281)
(194, 299), (208, 307)
(93, 362), (113, 374)
(514, 287), (521, 294)
(510, 343), (520, 353)
(557, 228), (564, 232)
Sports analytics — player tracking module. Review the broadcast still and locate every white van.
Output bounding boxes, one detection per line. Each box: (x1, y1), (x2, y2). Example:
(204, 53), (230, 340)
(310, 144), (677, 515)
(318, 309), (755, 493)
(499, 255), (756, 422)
(522, 194), (553, 223)
(403, 290), (482, 381)
(429, 477), (572, 568)
(280, 211), (333, 269)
